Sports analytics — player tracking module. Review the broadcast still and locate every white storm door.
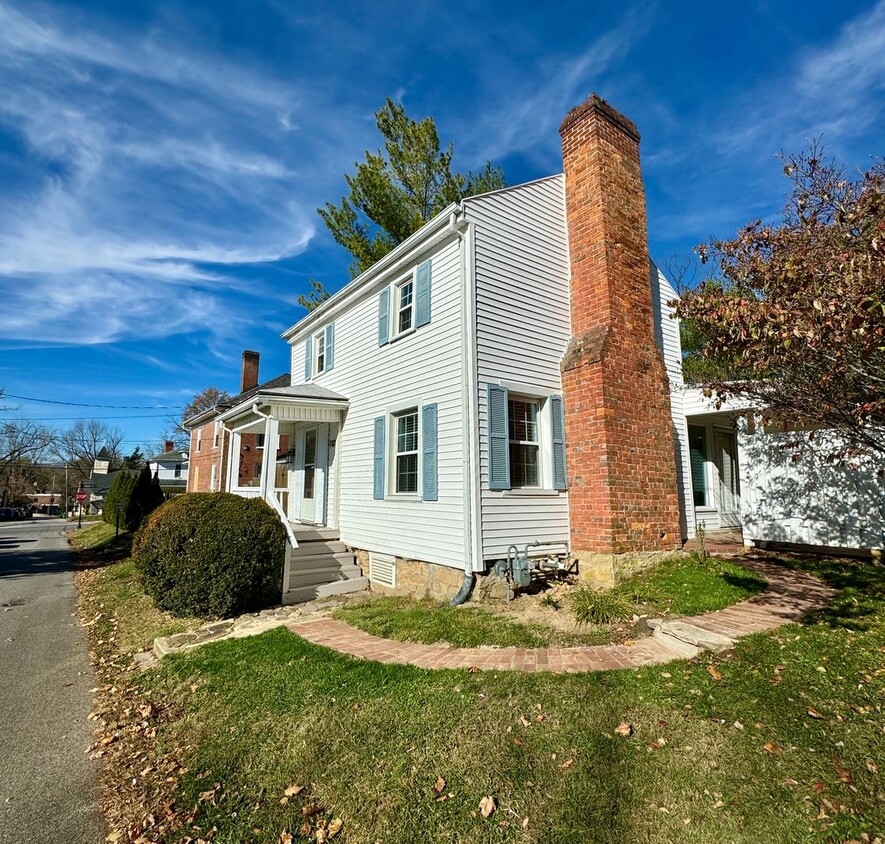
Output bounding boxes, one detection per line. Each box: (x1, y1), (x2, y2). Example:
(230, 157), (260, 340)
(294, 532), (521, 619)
(296, 425), (328, 525)
(714, 428), (741, 528)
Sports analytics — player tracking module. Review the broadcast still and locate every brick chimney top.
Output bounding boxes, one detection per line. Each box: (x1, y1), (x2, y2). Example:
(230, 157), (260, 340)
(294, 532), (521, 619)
(241, 350), (260, 392)
(559, 93), (640, 144)
(164, 440), (174, 453)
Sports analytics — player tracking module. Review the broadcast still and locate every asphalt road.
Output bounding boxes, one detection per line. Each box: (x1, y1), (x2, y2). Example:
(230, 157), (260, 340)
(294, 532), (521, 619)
(0, 518), (105, 844)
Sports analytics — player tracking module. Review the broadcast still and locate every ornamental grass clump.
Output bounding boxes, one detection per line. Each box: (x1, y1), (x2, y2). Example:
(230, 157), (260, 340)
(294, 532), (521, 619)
(571, 586), (633, 626)
(133, 493), (286, 619)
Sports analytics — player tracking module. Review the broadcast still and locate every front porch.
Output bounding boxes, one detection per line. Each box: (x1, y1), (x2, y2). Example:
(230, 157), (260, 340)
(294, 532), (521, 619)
(217, 383), (368, 603)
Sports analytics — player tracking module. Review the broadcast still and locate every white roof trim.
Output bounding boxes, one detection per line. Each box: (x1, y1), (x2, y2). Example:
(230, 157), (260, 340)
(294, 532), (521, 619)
(281, 203), (460, 343)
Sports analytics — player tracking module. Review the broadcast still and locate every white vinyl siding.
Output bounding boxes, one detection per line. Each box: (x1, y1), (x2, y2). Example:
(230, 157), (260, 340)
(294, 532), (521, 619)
(288, 237), (466, 569)
(464, 175), (572, 561)
(650, 263), (694, 541)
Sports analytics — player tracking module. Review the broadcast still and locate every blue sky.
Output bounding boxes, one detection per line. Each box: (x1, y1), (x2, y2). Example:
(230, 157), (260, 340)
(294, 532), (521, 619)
(0, 0), (883, 453)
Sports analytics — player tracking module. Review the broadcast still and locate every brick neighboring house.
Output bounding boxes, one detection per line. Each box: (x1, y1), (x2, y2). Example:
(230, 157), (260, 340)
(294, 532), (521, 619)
(186, 351), (290, 494)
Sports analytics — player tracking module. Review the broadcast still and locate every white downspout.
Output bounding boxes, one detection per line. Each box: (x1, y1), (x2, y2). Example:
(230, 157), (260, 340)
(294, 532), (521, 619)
(449, 208), (481, 604)
(217, 420), (228, 492)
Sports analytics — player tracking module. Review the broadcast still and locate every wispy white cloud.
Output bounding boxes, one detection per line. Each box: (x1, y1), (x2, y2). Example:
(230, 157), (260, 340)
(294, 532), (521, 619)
(0, 1), (334, 348)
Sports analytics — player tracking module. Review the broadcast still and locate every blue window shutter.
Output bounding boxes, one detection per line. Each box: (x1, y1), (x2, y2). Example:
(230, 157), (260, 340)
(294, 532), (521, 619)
(304, 336), (312, 381)
(487, 384), (510, 490)
(325, 322), (335, 371)
(415, 259), (432, 327)
(377, 288), (390, 346)
(373, 416), (385, 499)
(422, 403), (438, 501)
(551, 395), (567, 490)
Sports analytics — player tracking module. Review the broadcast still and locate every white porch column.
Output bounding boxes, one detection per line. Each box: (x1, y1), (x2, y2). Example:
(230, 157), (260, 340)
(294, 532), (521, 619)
(226, 431), (240, 492)
(259, 415), (280, 504)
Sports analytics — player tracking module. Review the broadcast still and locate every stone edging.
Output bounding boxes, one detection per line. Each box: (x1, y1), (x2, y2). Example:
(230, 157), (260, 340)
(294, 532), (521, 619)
(286, 560), (835, 673)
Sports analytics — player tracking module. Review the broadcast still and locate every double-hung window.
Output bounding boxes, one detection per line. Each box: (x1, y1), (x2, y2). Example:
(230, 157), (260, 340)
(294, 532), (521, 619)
(212, 423), (219, 449)
(394, 409), (419, 493)
(196, 428), (202, 453)
(315, 331), (326, 375)
(508, 399), (540, 487)
(396, 277), (414, 335)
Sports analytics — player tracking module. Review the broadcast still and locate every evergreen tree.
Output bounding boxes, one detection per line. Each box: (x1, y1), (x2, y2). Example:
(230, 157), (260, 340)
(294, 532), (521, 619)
(103, 471), (136, 530)
(126, 464), (154, 531)
(306, 99), (507, 305)
(150, 471), (165, 512)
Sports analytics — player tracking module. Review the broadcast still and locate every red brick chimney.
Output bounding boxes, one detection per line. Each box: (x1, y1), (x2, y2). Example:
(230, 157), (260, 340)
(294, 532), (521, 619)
(241, 350), (260, 392)
(164, 440), (174, 453)
(559, 94), (681, 561)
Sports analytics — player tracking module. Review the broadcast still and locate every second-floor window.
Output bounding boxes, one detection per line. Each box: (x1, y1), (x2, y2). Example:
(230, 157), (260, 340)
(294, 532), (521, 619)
(174, 463), (182, 479)
(396, 277), (414, 335)
(315, 331), (326, 374)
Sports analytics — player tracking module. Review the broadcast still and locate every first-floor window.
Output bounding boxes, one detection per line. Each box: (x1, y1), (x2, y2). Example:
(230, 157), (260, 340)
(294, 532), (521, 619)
(508, 398), (540, 487)
(688, 425), (708, 507)
(394, 409), (419, 493)
(210, 463), (217, 491)
(174, 463), (182, 478)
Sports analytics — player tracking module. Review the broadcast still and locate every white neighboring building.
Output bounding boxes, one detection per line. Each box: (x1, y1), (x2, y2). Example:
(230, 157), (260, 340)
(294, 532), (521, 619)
(147, 442), (189, 498)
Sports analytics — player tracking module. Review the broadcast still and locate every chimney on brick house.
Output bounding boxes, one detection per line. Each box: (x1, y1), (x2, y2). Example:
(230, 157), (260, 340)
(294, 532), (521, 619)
(241, 350), (260, 392)
(559, 94), (682, 569)
(164, 440), (174, 453)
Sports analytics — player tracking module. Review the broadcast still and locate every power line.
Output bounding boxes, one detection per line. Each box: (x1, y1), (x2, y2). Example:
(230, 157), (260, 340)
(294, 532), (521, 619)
(1, 393), (178, 410)
(0, 414), (170, 421)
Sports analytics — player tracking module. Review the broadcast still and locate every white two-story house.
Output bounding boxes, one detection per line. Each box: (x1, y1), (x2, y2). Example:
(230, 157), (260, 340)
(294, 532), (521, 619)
(210, 94), (698, 604)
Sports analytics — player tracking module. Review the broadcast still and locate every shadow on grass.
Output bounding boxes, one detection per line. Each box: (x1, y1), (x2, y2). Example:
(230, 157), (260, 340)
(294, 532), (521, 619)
(768, 553), (885, 631)
(76, 533), (133, 570)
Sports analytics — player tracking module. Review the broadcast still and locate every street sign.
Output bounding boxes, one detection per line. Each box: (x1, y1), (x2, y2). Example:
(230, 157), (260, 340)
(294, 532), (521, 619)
(80, 483), (96, 489)
(75, 491), (88, 503)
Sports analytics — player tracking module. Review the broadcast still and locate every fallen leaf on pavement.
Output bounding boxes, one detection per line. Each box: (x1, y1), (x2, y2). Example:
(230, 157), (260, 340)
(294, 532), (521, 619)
(478, 796), (496, 818)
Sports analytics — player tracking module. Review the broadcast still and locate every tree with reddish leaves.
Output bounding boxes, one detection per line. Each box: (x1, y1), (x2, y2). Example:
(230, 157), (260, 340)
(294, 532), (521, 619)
(676, 145), (885, 456)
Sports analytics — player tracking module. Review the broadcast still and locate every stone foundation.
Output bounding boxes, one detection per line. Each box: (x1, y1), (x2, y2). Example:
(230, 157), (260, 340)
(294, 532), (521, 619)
(574, 549), (688, 591)
(353, 550), (466, 601)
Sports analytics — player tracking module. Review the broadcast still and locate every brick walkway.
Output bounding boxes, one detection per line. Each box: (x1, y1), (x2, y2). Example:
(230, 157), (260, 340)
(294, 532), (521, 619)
(287, 559), (834, 673)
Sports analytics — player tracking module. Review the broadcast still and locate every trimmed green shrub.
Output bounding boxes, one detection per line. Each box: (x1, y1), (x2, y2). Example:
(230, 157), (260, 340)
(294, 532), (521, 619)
(571, 586), (633, 626)
(133, 492), (287, 618)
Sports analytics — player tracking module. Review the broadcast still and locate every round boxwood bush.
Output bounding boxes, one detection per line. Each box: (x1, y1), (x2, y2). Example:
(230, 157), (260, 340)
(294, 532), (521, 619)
(134, 493), (287, 618)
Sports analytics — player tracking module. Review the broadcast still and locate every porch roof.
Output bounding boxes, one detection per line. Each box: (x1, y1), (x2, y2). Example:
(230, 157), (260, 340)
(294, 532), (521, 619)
(217, 382), (348, 426)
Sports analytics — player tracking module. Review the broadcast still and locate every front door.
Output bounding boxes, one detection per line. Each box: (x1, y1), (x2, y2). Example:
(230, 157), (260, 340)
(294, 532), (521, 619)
(296, 425), (328, 525)
(713, 428), (741, 528)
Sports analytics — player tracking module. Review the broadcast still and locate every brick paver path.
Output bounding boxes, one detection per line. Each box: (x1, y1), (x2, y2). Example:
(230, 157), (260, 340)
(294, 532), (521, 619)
(287, 559), (834, 673)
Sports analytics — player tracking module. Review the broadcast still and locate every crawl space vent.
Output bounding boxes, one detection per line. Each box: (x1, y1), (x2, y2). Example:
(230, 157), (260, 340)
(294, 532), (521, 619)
(368, 552), (396, 588)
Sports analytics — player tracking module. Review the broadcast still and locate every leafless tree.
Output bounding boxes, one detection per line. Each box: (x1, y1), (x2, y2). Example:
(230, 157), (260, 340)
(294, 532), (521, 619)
(52, 419), (125, 471)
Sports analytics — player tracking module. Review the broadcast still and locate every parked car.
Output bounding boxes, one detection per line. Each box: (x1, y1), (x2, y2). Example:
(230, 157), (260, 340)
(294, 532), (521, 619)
(0, 507), (14, 521)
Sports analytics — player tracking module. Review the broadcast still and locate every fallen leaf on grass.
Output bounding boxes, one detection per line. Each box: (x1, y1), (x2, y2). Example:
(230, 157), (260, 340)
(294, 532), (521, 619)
(284, 784), (304, 797)
(836, 769), (854, 785)
(514, 737), (524, 747)
(522, 817), (529, 829)
(865, 759), (878, 774)
(807, 708), (824, 719)
(615, 721), (634, 737)
(301, 804), (321, 818)
(706, 664), (723, 681)
(279, 833), (293, 844)
(327, 818), (343, 838)
(559, 759), (574, 768)
(467, 666), (480, 673)
(768, 676), (783, 685)
(478, 796), (496, 818)
(763, 742), (782, 754)
(433, 776), (446, 795)
(813, 782), (827, 793)
(533, 713), (546, 723)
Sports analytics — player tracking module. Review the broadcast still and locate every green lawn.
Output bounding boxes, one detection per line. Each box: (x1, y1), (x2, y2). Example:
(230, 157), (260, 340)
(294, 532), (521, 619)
(335, 557), (767, 649)
(616, 556), (767, 616)
(76, 535), (885, 844)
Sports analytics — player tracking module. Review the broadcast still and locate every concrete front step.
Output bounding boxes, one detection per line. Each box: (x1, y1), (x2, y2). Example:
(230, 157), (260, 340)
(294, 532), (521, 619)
(289, 564), (365, 590)
(649, 618), (735, 655)
(290, 526), (340, 543)
(288, 541), (350, 560)
(283, 576), (370, 605)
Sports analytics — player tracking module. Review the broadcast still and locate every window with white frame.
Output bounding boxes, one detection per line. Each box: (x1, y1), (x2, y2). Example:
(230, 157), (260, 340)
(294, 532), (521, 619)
(196, 427), (202, 453)
(395, 276), (414, 335)
(256, 433), (265, 450)
(394, 408), (419, 493)
(213, 423), (219, 449)
(174, 463), (182, 478)
(315, 331), (326, 375)
(508, 398), (540, 487)
(210, 463), (217, 492)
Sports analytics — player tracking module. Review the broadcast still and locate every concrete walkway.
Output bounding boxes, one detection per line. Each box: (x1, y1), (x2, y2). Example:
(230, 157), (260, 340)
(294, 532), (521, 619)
(0, 519), (105, 844)
(288, 559), (834, 673)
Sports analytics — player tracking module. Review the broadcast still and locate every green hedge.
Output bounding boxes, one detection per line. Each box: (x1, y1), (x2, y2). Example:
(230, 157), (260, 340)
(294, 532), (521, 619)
(134, 493), (287, 618)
